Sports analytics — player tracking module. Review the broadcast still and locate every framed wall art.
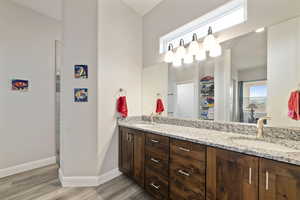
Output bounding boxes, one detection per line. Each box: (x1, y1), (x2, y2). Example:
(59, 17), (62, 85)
(11, 79), (29, 92)
(74, 88), (88, 102)
(74, 65), (88, 79)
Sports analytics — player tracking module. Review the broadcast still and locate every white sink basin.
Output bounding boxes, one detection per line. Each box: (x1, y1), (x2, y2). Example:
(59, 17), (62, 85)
(232, 138), (300, 153)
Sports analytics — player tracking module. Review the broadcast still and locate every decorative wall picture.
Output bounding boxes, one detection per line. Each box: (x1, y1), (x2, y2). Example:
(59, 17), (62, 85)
(74, 88), (88, 102)
(11, 79), (29, 92)
(74, 65), (88, 79)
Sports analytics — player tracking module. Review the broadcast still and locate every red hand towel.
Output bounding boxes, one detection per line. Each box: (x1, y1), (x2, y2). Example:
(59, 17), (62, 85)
(117, 96), (128, 118)
(288, 91), (300, 120)
(156, 98), (165, 114)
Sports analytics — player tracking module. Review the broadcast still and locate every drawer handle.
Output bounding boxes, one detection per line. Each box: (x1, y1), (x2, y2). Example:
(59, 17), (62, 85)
(179, 147), (191, 152)
(249, 167), (252, 185)
(150, 183), (160, 190)
(178, 169), (190, 177)
(150, 158), (160, 164)
(151, 139), (159, 143)
(266, 171), (269, 191)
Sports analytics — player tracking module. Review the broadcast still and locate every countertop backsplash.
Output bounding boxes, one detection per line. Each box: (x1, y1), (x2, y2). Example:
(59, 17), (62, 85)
(137, 116), (300, 141)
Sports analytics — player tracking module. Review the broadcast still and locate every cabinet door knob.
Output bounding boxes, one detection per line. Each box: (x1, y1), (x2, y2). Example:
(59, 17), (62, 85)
(150, 183), (160, 190)
(151, 139), (159, 143)
(178, 169), (190, 177)
(150, 158), (160, 164)
(266, 171), (269, 191)
(249, 167), (252, 185)
(179, 147), (191, 152)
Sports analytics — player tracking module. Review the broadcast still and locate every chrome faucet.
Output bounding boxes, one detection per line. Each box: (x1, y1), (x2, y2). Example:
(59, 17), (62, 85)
(257, 117), (271, 138)
(150, 113), (157, 124)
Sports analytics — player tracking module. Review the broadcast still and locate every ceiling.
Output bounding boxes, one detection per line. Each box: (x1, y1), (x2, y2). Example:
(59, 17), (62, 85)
(122, 0), (163, 16)
(10, 0), (62, 21)
(10, 0), (163, 20)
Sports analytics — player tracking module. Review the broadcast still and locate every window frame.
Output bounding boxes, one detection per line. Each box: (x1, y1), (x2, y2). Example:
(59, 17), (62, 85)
(159, 0), (248, 54)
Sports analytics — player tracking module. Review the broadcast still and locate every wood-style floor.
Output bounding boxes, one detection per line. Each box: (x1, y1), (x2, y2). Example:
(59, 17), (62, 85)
(0, 165), (153, 200)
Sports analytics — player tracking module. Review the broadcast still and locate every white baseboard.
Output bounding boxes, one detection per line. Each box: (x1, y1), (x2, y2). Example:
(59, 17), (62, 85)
(0, 157), (57, 179)
(97, 168), (122, 185)
(59, 169), (99, 187)
(59, 168), (121, 187)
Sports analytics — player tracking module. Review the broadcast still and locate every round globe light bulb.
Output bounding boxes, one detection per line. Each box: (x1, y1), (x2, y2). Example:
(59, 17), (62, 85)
(172, 57), (182, 67)
(203, 34), (218, 52)
(188, 40), (200, 56)
(176, 45), (186, 60)
(164, 50), (174, 63)
(209, 43), (222, 58)
(184, 53), (194, 64)
(195, 49), (206, 61)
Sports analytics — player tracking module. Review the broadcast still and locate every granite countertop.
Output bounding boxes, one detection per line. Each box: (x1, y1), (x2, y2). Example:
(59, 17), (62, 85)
(118, 119), (300, 166)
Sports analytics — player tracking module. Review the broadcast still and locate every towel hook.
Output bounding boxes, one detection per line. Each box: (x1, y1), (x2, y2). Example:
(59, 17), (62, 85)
(157, 93), (162, 98)
(116, 88), (127, 97)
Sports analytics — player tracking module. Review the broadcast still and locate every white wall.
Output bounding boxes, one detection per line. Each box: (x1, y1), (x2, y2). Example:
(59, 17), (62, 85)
(175, 82), (196, 118)
(0, 0), (61, 170)
(61, 0), (98, 176)
(97, 0), (143, 175)
(142, 63), (168, 116)
(143, 0), (300, 68)
(267, 17), (300, 127)
(214, 49), (232, 122)
(238, 67), (267, 82)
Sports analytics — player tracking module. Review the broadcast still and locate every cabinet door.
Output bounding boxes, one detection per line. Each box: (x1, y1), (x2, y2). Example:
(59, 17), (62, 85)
(206, 147), (259, 200)
(133, 133), (145, 187)
(119, 127), (134, 175)
(259, 159), (300, 200)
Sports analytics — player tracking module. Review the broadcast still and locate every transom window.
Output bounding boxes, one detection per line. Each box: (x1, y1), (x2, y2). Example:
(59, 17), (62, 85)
(159, 0), (248, 54)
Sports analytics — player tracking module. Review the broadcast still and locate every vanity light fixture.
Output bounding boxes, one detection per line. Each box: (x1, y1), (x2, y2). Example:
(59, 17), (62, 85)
(176, 39), (186, 60)
(195, 44), (207, 61)
(165, 27), (222, 67)
(172, 56), (182, 67)
(188, 33), (200, 56)
(203, 26), (218, 52)
(184, 53), (194, 64)
(255, 27), (265, 33)
(164, 44), (174, 63)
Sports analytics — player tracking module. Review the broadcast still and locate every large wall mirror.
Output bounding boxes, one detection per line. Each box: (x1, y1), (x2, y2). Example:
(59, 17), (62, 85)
(142, 14), (300, 128)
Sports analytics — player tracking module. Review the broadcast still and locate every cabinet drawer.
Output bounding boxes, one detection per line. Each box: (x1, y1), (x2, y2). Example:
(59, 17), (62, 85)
(169, 185), (204, 200)
(171, 139), (206, 162)
(145, 169), (169, 200)
(170, 156), (206, 199)
(145, 150), (169, 177)
(145, 133), (169, 155)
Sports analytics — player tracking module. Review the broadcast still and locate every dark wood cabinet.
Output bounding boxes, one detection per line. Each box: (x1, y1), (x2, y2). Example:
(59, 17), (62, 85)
(119, 125), (300, 200)
(206, 147), (259, 200)
(119, 127), (134, 175)
(119, 127), (145, 187)
(133, 132), (145, 187)
(145, 133), (170, 199)
(259, 159), (300, 200)
(169, 139), (206, 200)
(146, 168), (169, 200)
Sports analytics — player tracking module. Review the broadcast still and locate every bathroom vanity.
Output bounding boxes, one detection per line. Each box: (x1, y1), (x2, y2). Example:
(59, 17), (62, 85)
(118, 118), (300, 200)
